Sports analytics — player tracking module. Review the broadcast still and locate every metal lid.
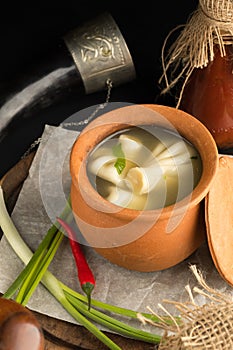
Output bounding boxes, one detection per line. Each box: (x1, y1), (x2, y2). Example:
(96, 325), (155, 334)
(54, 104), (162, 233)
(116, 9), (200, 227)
(64, 12), (136, 94)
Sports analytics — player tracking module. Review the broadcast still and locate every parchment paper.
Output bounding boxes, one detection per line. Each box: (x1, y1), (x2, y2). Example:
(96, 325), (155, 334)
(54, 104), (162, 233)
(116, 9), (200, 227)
(0, 124), (232, 334)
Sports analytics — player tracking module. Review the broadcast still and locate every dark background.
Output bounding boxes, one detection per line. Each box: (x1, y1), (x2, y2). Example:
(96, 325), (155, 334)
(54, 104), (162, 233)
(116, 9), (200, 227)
(0, 1), (198, 177)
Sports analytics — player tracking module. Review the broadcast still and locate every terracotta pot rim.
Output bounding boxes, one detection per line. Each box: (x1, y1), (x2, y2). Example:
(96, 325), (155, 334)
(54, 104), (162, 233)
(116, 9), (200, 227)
(70, 104), (219, 220)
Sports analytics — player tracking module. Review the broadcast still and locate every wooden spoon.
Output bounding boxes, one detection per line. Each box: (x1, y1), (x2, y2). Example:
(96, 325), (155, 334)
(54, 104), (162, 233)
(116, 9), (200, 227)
(0, 297), (44, 350)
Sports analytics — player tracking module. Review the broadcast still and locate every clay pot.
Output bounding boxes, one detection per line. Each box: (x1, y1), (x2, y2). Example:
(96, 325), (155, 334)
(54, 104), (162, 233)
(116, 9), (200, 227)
(70, 104), (218, 272)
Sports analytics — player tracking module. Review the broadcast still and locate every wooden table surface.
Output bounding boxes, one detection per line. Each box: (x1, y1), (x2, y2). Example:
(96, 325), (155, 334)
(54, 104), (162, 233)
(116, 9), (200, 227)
(0, 152), (159, 350)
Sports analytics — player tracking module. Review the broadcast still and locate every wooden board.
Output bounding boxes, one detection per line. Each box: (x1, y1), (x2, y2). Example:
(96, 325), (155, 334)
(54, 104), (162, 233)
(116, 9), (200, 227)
(0, 152), (158, 350)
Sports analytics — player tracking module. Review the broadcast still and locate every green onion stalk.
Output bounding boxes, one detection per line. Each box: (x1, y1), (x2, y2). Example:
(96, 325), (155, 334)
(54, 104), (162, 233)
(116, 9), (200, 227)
(0, 185), (177, 349)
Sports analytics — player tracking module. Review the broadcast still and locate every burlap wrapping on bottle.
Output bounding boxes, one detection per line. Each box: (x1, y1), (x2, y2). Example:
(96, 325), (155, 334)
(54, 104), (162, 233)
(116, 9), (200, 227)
(138, 265), (233, 349)
(159, 0), (233, 107)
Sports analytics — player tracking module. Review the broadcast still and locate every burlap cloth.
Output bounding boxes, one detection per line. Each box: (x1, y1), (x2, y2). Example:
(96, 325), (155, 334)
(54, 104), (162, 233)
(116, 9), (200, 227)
(159, 0), (233, 107)
(138, 265), (233, 349)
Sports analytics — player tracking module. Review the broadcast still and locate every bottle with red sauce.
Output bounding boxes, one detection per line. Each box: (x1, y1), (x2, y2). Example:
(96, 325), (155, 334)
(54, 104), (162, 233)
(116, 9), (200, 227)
(180, 44), (233, 151)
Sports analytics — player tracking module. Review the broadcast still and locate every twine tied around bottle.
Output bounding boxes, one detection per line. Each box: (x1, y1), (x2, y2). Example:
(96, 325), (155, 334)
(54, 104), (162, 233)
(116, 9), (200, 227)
(159, 0), (233, 108)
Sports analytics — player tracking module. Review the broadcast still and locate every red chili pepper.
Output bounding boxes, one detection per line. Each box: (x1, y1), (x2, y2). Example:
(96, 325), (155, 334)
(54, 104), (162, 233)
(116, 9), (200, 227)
(56, 217), (95, 310)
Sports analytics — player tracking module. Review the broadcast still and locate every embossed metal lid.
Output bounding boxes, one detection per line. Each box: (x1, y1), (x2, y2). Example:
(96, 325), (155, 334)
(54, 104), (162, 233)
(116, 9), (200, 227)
(64, 12), (136, 94)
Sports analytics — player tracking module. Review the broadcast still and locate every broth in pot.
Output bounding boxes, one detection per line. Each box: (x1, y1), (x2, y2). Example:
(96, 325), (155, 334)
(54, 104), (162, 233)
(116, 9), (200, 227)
(87, 125), (202, 210)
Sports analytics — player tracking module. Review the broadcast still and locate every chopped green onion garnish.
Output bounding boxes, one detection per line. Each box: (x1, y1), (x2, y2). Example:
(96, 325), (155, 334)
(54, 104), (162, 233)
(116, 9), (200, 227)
(113, 143), (126, 174)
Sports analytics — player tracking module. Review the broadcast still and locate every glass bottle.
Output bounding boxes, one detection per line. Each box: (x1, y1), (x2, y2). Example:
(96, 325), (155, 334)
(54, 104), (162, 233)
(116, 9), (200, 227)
(180, 44), (233, 151)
